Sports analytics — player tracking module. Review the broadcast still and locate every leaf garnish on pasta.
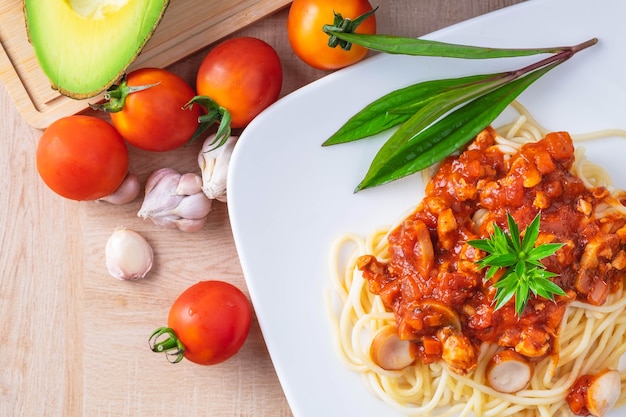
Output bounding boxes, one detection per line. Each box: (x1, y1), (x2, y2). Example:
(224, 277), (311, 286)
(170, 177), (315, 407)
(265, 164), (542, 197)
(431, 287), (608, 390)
(468, 212), (566, 316)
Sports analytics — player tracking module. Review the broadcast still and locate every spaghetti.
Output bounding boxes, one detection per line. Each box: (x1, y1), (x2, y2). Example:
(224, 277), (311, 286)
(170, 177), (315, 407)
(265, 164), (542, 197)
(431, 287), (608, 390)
(327, 104), (626, 417)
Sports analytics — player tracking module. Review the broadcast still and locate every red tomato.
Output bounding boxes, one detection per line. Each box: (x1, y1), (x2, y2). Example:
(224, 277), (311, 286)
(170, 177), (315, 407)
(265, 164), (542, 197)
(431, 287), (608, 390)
(36, 115), (129, 201)
(109, 68), (201, 152)
(196, 37), (283, 128)
(287, 0), (377, 70)
(167, 281), (252, 365)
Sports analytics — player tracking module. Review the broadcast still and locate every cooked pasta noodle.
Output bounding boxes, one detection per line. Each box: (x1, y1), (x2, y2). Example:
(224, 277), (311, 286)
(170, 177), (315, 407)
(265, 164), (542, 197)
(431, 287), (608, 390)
(327, 103), (626, 417)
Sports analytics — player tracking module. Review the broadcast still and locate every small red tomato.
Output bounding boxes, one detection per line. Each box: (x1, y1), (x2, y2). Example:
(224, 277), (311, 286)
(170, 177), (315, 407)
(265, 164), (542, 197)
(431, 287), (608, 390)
(152, 281), (252, 366)
(196, 37), (283, 128)
(36, 115), (129, 201)
(107, 68), (201, 152)
(287, 0), (377, 70)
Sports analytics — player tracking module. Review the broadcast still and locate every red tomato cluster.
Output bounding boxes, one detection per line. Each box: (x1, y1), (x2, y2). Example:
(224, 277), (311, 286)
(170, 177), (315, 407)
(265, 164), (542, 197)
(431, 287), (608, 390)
(35, 36), (280, 366)
(36, 36), (283, 202)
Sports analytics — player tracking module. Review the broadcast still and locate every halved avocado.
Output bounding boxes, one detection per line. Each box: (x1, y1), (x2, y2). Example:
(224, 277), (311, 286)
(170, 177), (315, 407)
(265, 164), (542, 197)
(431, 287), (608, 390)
(24, 0), (169, 99)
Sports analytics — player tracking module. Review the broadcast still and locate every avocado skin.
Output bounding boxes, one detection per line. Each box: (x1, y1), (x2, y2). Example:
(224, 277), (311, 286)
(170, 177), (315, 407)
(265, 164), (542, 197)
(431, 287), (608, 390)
(24, 0), (170, 100)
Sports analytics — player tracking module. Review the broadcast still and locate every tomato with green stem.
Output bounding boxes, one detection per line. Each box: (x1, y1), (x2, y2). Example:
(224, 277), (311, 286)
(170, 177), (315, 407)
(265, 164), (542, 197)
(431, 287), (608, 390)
(36, 115), (129, 201)
(287, 0), (377, 70)
(186, 36), (283, 148)
(92, 67), (201, 152)
(150, 280), (252, 366)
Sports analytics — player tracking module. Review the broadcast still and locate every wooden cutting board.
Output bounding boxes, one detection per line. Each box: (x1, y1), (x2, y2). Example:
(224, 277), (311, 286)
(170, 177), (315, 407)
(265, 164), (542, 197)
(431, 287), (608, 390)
(0, 0), (291, 129)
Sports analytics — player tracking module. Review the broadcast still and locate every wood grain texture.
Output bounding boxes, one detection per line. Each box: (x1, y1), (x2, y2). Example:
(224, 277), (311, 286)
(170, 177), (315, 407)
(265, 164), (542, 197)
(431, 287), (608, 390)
(0, 1), (524, 417)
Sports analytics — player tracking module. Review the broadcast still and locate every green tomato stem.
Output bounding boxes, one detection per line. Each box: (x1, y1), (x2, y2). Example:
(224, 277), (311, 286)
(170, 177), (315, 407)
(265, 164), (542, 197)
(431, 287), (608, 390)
(324, 6), (379, 50)
(89, 74), (160, 113)
(183, 95), (232, 147)
(149, 327), (186, 364)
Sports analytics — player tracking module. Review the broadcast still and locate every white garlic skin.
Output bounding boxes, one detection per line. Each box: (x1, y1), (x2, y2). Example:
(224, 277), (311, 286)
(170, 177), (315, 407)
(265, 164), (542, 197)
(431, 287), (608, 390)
(97, 172), (141, 205)
(105, 228), (154, 280)
(176, 173), (203, 195)
(171, 192), (212, 219)
(198, 134), (237, 203)
(137, 168), (212, 233)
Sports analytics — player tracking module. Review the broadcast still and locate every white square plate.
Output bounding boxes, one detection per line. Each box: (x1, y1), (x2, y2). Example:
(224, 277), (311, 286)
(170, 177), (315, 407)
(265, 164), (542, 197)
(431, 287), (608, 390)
(228, 0), (626, 415)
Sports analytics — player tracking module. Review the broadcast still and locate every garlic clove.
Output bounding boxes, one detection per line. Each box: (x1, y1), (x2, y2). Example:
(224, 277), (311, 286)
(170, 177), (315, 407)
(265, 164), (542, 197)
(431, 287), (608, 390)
(105, 228), (154, 280)
(144, 167), (178, 195)
(199, 134), (237, 203)
(137, 168), (212, 233)
(170, 192), (212, 220)
(97, 172), (141, 205)
(174, 217), (208, 233)
(175, 173), (203, 196)
(137, 170), (184, 220)
(145, 214), (181, 230)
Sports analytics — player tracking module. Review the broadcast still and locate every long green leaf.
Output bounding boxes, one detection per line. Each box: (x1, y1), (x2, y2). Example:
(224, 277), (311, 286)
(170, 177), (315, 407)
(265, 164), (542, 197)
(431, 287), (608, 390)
(356, 63), (558, 191)
(533, 277), (566, 299)
(528, 243), (564, 261)
(521, 212), (541, 254)
(466, 239), (493, 252)
(507, 213), (521, 252)
(324, 31), (567, 59)
(493, 274), (517, 310)
(492, 226), (511, 254)
(368, 73), (515, 165)
(515, 277), (531, 315)
(485, 266), (499, 281)
(323, 73), (499, 145)
(479, 253), (517, 267)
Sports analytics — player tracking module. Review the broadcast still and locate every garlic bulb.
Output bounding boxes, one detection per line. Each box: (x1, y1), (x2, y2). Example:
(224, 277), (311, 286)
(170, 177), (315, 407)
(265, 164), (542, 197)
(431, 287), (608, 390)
(98, 172), (141, 205)
(105, 228), (153, 280)
(198, 134), (237, 203)
(137, 167), (212, 232)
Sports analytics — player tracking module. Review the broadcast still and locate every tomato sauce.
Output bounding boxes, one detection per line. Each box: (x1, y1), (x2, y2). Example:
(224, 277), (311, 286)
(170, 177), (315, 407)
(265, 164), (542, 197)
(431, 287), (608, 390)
(358, 128), (626, 374)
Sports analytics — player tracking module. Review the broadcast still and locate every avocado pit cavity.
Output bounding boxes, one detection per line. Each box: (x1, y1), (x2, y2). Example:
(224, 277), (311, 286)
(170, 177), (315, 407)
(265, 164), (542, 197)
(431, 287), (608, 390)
(66, 0), (128, 19)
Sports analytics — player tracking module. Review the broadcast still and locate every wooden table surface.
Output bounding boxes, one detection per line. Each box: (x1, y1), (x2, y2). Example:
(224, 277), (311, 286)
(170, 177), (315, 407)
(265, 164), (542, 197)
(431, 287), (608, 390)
(0, 1), (523, 416)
